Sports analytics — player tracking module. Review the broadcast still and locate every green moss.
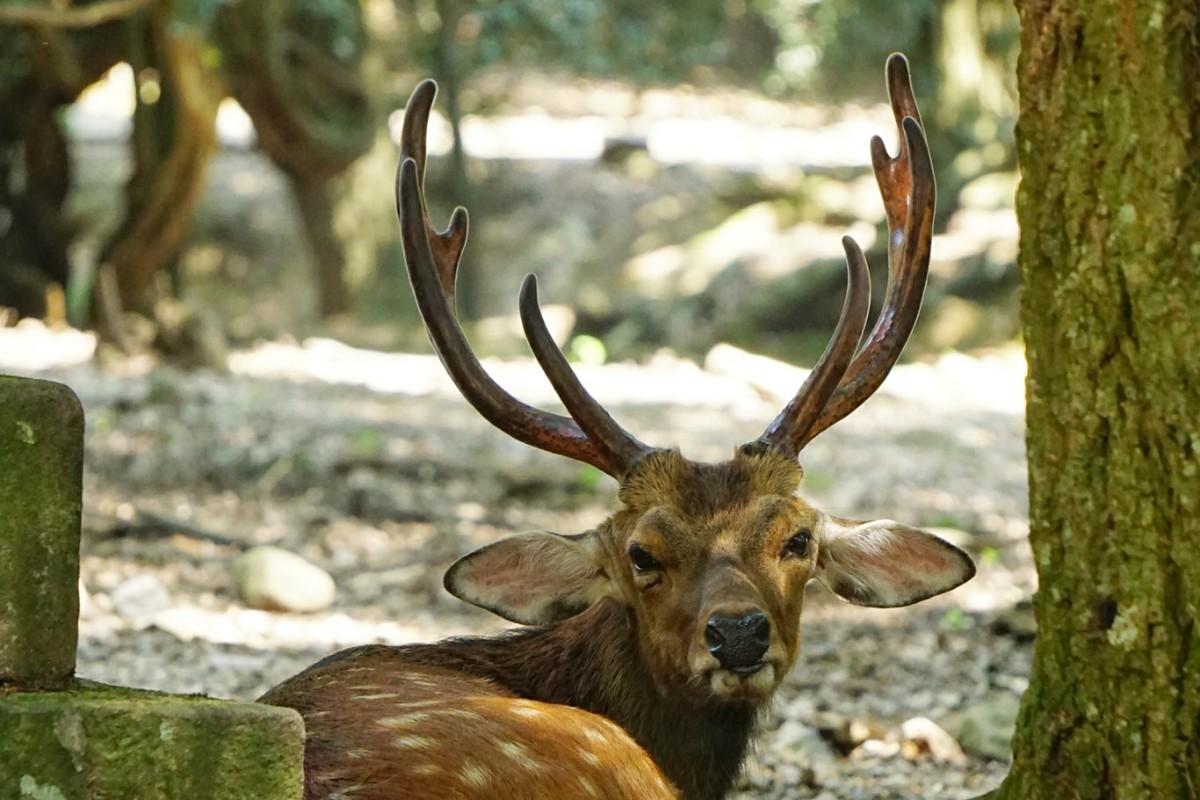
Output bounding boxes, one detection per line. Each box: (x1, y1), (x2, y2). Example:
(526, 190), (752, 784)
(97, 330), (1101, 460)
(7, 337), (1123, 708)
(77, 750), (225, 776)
(0, 377), (84, 689)
(0, 682), (304, 800)
(994, 1), (1200, 797)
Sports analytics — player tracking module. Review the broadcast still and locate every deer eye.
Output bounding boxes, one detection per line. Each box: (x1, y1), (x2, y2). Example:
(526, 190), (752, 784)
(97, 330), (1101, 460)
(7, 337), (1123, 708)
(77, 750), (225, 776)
(627, 544), (662, 573)
(784, 529), (812, 559)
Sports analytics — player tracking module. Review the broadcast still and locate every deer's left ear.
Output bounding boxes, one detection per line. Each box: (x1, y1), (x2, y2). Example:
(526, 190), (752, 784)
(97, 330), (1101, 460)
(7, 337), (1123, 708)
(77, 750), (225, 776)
(444, 531), (616, 625)
(815, 518), (975, 608)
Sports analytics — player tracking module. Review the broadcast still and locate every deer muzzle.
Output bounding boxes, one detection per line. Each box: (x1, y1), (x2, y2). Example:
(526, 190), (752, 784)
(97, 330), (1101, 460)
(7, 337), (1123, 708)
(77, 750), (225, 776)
(704, 610), (771, 673)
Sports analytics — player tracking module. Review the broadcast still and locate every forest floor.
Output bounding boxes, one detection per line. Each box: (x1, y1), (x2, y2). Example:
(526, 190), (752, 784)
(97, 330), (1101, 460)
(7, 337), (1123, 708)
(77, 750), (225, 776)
(5, 325), (1032, 800)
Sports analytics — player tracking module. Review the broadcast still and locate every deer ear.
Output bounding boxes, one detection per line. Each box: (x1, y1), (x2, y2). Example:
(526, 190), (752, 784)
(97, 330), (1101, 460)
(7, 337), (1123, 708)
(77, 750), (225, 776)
(444, 531), (614, 625)
(815, 518), (975, 608)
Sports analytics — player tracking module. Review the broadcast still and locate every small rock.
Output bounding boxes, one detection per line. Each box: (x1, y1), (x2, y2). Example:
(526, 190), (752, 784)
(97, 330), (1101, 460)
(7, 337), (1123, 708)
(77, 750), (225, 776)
(109, 573), (172, 629)
(232, 546), (336, 613)
(812, 711), (886, 754)
(955, 693), (1021, 762)
(848, 717), (889, 746)
(899, 716), (968, 765)
(853, 738), (901, 759)
(774, 720), (839, 786)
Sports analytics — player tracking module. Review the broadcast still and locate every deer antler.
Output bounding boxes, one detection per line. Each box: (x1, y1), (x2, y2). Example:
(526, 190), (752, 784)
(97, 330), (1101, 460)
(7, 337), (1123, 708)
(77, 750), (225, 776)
(755, 53), (936, 458)
(396, 80), (653, 479)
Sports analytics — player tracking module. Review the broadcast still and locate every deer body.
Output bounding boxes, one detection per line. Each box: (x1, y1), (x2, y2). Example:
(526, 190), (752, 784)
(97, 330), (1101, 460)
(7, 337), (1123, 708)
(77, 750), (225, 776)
(264, 601), (745, 800)
(263, 54), (976, 800)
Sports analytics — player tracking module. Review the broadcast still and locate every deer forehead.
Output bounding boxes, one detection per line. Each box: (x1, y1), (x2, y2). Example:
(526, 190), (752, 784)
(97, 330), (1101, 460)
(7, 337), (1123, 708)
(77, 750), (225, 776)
(619, 448), (804, 511)
(611, 449), (813, 556)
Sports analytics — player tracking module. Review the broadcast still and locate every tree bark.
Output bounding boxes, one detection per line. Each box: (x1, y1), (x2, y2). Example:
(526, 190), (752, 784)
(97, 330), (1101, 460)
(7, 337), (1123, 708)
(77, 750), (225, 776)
(987, 2), (1200, 798)
(99, 4), (221, 312)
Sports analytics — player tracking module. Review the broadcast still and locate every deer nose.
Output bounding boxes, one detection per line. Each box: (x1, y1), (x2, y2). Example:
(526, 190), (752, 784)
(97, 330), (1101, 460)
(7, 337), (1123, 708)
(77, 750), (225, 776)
(704, 611), (770, 671)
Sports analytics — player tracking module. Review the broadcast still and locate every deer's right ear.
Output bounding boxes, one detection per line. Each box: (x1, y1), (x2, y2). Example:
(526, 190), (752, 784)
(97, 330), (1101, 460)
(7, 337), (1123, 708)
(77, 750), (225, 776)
(444, 531), (615, 625)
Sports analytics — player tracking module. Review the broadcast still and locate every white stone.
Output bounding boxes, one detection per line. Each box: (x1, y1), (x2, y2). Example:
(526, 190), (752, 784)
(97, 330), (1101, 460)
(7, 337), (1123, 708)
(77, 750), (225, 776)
(110, 573), (172, 629)
(900, 716), (968, 765)
(232, 546), (336, 613)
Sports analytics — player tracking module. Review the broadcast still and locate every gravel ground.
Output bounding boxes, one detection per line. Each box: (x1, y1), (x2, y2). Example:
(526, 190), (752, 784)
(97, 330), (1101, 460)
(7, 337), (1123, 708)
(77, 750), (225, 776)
(3, 327), (1032, 799)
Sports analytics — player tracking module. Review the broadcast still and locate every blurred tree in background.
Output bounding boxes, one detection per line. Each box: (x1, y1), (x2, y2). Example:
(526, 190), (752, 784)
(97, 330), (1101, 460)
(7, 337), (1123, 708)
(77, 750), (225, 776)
(0, 0), (372, 336)
(0, 0), (1020, 351)
(767, 0), (1018, 211)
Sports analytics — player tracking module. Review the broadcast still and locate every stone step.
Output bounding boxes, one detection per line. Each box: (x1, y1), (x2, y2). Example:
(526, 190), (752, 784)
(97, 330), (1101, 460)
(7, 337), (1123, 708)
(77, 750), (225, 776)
(1, 681), (303, 800)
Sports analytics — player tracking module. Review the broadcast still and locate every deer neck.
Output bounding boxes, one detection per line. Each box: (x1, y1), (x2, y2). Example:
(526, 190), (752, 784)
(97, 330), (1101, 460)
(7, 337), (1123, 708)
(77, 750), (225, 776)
(410, 598), (758, 800)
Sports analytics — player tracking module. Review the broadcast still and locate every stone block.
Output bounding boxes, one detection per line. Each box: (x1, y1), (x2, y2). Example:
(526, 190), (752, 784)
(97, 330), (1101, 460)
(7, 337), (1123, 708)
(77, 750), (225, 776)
(0, 681), (305, 799)
(0, 376), (84, 689)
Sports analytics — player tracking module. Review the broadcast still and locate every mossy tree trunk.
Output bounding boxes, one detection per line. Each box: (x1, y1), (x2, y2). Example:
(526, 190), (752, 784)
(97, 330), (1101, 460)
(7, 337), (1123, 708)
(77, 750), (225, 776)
(988, 2), (1200, 798)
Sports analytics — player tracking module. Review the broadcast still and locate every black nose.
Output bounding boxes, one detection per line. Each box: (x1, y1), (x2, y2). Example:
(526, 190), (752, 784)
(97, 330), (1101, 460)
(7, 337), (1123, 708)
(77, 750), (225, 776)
(704, 611), (770, 671)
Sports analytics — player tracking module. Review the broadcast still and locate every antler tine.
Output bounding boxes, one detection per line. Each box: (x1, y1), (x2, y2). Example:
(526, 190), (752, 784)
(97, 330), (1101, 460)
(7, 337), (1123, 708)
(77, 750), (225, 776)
(786, 53), (937, 452)
(519, 275), (653, 474)
(397, 85), (622, 476)
(399, 80), (468, 299)
(873, 53), (922, 236)
(753, 237), (871, 457)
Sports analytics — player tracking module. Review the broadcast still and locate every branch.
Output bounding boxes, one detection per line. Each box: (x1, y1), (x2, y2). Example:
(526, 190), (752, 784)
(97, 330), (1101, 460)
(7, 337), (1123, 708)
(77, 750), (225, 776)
(0, 0), (152, 28)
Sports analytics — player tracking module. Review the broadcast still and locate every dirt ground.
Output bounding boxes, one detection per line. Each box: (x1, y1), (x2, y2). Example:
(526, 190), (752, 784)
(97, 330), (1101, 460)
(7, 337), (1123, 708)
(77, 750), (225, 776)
(4, 326), (1032, 800)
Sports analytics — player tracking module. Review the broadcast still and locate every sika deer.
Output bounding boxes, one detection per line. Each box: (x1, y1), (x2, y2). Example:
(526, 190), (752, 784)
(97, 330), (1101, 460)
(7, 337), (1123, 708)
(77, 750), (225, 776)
(261, 53), (975, 800)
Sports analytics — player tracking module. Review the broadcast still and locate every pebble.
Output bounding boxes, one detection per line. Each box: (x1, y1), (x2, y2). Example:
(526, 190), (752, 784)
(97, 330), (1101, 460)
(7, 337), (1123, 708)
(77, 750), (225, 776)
(232, 546), (336, 613)
(899, 716), (968, 765)
(775, 720), (840, 786)
(109, 573), (172, 629)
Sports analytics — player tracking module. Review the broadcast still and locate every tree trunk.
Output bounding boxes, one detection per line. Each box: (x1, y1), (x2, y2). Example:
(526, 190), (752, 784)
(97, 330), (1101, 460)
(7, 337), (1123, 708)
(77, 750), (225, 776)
(988, 2), (1200, 798)
(288, 172), (350, 317)
(212, 0), (373, 319)
(99, 4), (221, 312)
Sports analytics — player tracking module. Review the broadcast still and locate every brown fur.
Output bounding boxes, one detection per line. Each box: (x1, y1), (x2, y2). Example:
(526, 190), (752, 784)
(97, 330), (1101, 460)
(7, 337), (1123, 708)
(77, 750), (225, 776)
(264, 600), (754, 800)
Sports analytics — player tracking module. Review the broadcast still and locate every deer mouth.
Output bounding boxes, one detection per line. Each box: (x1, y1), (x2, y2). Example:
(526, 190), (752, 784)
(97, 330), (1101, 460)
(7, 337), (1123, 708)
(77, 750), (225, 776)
(728, 663), (765, 677)
(708, 662), (777, 701)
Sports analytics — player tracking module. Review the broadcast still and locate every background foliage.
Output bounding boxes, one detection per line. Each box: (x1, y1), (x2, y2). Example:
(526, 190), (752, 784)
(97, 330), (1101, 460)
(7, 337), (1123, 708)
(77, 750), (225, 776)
(0, 0), (1020, 363)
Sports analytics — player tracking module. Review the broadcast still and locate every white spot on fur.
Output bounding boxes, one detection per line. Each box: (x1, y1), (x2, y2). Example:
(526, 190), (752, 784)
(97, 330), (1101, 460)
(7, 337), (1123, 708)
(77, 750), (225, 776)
(392, 734), (436, 749)
(352, 692), (401, 701)
(460, 759), (490, 788)
(510, 703), (544, 718)
(582, 727), (609, 745)
(396, 699), (444, 709)
(497, 740), (540, 770)
(578, 776), (601, 797)
(378, 711), (433, 728)
(580, 748), (602, 767)
(410, 763), (441, 777)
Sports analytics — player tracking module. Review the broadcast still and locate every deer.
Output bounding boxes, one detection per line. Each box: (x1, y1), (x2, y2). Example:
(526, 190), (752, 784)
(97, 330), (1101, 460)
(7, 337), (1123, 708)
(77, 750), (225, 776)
(260, 53), (975, 800)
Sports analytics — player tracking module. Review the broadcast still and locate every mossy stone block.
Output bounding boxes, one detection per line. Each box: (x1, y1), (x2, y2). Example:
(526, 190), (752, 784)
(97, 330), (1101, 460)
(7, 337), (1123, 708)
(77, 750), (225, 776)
(0, 681), (304, 799)
(0, 376), (83, 689)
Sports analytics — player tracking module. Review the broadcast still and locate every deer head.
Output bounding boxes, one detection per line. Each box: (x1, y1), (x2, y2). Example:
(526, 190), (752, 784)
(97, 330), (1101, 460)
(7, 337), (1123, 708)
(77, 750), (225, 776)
(396, 54), (974, 710)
